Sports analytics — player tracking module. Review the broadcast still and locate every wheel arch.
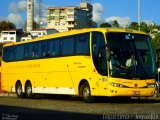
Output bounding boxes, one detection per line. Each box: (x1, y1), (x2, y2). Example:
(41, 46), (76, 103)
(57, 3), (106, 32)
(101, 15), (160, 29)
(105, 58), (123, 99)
(15, 80), (21, 87)
(78, 79), (89, 96)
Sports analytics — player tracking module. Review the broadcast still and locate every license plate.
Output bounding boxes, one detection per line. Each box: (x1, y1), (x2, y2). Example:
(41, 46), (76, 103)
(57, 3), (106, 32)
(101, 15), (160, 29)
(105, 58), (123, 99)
(132, 91), (140, 95)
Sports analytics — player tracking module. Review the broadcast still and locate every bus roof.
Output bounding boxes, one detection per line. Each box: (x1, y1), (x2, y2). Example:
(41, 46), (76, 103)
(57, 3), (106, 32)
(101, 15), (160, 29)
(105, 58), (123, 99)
(3, 28), (147, 47)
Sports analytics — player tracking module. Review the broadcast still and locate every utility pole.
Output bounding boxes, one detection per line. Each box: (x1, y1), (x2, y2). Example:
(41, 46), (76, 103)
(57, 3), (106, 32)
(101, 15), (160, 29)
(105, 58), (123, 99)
(138, 0), (140, 31)
(38, 0), (43, 28)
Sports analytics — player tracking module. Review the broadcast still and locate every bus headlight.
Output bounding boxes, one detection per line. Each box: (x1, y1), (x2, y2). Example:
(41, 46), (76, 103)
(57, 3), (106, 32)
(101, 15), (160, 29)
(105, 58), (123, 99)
(147, 83), (155, 88)
(110, 82), (124, 87)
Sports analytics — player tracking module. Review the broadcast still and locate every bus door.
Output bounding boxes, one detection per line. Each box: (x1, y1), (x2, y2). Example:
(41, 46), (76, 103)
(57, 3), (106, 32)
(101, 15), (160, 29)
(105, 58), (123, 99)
(92, 32), (108, 95)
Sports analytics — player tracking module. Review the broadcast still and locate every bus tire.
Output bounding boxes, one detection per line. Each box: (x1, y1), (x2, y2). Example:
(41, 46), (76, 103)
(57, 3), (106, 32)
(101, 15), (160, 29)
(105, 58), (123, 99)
(80, 82), (94, 103)
(16, 82), (24, 98)
(25, 81), (33, 98)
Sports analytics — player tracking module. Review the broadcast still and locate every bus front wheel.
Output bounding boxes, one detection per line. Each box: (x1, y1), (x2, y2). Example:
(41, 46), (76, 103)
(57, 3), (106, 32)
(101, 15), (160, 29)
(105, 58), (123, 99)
(80, 82), (94, 103)
(25, 81), (33, 98)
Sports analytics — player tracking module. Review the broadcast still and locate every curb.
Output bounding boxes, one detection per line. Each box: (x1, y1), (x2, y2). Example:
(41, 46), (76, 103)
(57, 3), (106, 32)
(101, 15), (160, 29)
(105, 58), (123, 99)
(0, 92), (16, 97)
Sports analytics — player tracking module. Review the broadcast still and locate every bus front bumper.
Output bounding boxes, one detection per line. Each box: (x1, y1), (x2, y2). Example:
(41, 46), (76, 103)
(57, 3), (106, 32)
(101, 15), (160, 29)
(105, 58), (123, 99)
(107, 87), (155, 97)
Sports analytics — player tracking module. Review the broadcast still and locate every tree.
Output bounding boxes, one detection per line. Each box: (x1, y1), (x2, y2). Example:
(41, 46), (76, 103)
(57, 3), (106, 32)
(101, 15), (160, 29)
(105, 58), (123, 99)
(0, 21), (16, 32)
(140, 22), (150, 33)
(126, 22), (139, 30)
(112, 20), (120, 28)
(151, 33), (160, 65)
(151, 33), (160, 50)
(100, 22), (111, 28)
(127, 22), (154, 34)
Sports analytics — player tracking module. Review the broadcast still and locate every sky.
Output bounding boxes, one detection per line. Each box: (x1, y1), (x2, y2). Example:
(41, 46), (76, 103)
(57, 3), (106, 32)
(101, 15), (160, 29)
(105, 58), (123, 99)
(0, 0), (160, 29)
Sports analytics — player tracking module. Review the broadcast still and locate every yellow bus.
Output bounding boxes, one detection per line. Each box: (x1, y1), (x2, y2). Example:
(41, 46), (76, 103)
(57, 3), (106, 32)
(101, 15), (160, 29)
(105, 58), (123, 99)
(1, 28), (156, 102)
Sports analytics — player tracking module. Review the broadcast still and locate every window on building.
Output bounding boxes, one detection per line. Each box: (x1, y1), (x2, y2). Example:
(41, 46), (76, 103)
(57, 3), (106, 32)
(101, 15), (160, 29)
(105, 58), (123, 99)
(50, 10), (55, 14)
(68, 15), (74, 19)
(68, 9), (74, 13)
(10, 37), (14, 40)
(3, 37), (7, 40)
(28, 4), (31, 9)
(38, 32), (42, 35)
(60, 10), (65, 14)
(60, 16), (64, 19)
(10, 32), (15, 34)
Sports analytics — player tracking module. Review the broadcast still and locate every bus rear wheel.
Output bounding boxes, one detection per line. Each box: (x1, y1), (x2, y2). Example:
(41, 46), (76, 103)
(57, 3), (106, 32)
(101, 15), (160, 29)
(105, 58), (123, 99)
(25, 82), (33, 98)
(80, 82), (94, 103)
(16, 82), (24, 98)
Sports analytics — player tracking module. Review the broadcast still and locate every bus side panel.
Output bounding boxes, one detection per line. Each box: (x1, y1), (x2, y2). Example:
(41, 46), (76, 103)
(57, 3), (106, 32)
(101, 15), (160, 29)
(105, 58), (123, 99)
(68, 56), (101, 96)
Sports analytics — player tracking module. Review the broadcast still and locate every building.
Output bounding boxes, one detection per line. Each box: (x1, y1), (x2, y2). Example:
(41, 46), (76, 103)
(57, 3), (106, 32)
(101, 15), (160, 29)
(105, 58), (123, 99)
(21, 28), (58, 41)
(30, 28), (58, 39)
(47, 2), (96, 32)
(21, 36), (32, 41)
(26, 0), (34, 32)
(0, 29), (23, 43)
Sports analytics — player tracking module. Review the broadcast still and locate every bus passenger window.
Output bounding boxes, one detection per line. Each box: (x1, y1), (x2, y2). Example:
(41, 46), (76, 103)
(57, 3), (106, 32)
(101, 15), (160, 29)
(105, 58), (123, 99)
(41, 42), (47, 57)
(5, 47), (15, 62)
(48, 40), (56, 57)
(54, 40), (60, 57)
(75, 33), (90, 55)
(24, 46), (29, 59)
(62, 37), (75, 56)
(32, 44), (38, 58)
(15, 45), (24, 60)
(3, 48), (9, 62)
(25, 44), (33, 59)
(10, 47), (16, 61)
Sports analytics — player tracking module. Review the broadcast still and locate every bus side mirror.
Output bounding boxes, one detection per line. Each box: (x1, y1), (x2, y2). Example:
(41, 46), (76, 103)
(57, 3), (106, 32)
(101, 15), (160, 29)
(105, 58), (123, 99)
(106, 44), (110, 61)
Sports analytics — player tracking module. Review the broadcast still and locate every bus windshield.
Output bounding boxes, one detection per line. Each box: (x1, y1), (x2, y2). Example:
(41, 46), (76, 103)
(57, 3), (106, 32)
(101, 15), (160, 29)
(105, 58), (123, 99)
(106, 32), (155, 79)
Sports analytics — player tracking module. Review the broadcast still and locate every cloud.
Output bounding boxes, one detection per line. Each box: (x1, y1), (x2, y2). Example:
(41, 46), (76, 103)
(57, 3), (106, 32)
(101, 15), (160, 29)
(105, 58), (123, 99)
(142, 20), (154, 25)
(92, 3), (105, 25)
(9, 1), (17, 13)
(7, 1), (27, 29)
(106, 16), (131, 28)
(6, 0), (48, 29)
(9, 0), (27, 13)
(7, 13), (24, 29)
(0, 17), (5, 21)
(92, 3), (131, 27)
(17, 0), (27, 12)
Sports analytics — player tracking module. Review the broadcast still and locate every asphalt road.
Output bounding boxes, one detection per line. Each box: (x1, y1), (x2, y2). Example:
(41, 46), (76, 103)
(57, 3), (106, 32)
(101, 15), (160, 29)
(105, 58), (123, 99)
(0, 95), (160, 120)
